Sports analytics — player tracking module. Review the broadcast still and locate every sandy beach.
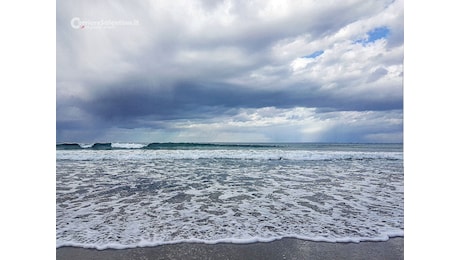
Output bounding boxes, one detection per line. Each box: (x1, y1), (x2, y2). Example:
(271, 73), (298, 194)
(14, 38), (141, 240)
(56, 237), (403, 260)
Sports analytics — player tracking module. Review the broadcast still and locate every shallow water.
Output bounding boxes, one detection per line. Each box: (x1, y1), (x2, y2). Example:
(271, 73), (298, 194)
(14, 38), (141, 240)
(56, 143), (403, 249)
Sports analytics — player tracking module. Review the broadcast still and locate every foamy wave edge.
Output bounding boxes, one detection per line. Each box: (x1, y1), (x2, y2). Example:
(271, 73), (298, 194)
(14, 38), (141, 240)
(56, 231), (404, 250)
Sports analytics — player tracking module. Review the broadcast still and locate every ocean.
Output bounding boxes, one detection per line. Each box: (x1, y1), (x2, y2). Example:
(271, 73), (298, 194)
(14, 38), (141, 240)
(56, 143), (403, 249)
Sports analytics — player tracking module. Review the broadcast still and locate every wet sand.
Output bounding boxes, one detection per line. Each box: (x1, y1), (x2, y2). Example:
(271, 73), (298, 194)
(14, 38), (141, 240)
(56, 237), (403, 260)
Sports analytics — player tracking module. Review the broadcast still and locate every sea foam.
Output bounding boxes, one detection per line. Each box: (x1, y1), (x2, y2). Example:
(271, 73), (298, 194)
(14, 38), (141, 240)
(56, 144), (403, 249)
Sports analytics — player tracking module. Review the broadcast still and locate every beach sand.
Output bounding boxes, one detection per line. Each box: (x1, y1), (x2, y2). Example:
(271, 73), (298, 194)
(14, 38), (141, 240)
(56, 237), (403, 260)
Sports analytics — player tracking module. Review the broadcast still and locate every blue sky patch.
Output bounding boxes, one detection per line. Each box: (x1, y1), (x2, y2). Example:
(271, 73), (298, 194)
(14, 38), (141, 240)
(303, 50), (324, 59)
(355, 26), (390, 45)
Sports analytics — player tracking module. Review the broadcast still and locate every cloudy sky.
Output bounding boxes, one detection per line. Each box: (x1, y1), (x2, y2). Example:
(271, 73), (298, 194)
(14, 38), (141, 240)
(56, 0), (403, 143)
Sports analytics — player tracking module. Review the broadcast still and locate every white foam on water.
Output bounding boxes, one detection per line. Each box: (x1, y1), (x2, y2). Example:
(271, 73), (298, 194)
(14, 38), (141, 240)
(111, 143), (148, 149)
(56, 149), (403, 161)
(56, 148), (403, 249)
(56, 232), (404, 250)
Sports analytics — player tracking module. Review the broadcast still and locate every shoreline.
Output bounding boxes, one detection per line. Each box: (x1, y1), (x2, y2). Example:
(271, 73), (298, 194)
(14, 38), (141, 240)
(57, 237), (403, 260)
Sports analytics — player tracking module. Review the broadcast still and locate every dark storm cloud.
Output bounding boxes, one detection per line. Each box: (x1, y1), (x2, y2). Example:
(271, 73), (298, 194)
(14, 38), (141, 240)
(73, 77), (402, 129)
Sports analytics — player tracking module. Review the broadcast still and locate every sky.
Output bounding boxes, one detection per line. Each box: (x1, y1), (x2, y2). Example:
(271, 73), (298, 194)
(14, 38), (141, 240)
(56, 0), (403, 143)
